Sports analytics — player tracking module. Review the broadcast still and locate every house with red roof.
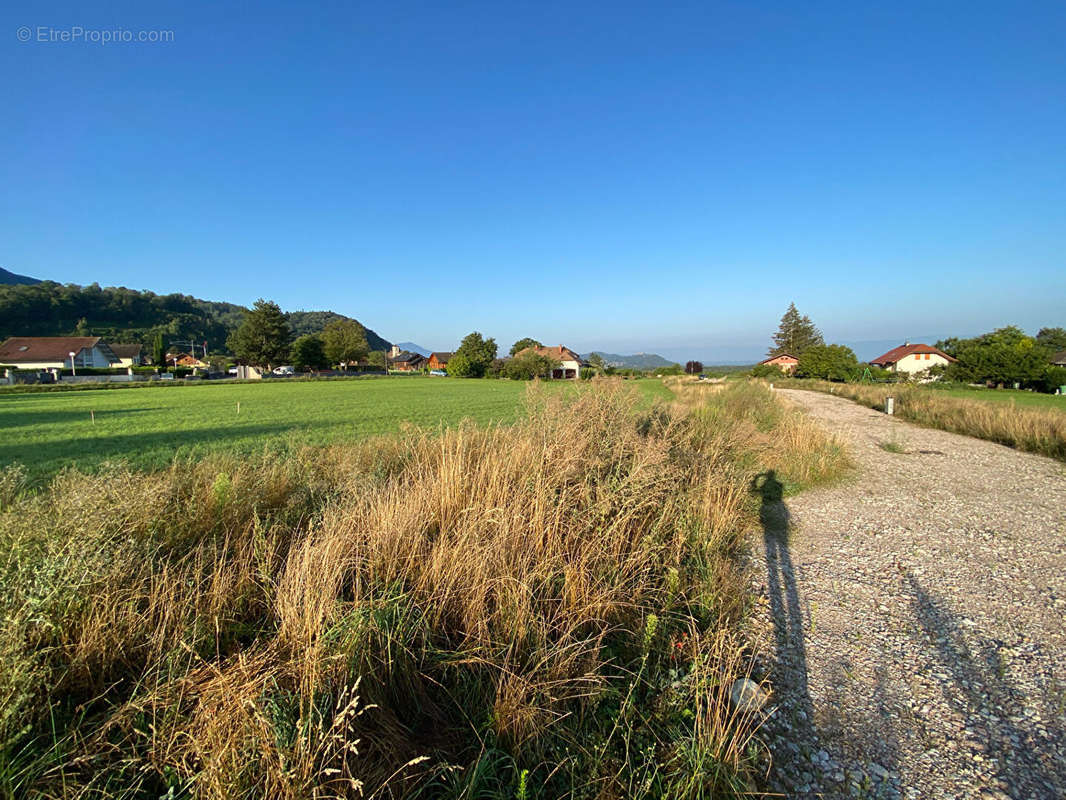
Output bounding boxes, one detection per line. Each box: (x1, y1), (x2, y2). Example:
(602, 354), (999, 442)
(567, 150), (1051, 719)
(0, 336), (120, 370)
(516, 345), (585, 379)
(869, 342), (956, 375)
(757, 352), (799, 374)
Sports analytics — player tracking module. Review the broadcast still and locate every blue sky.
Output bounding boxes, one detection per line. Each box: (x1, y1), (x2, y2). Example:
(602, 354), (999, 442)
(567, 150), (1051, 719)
(3, 1), (1064, 362)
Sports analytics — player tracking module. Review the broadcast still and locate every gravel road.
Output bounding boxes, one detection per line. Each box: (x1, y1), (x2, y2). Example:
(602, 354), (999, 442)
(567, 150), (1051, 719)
(750, 388), (1066, 799)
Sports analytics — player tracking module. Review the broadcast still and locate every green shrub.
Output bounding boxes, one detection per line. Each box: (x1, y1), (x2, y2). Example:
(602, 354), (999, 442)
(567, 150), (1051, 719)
(750, 364), (781, 379)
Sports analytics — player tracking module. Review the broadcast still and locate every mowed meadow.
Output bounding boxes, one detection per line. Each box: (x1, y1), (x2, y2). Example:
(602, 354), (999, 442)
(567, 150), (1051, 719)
(0, 378), (669, 483)
(0, 379), (848, 799)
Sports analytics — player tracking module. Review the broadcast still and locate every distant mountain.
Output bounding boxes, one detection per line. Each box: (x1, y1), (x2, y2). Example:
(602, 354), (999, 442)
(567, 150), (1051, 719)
(394, 342), (431, 357)
(286, 310), (390, 352)
(584, 351), (676, 369)
(0, 267), (41, 285)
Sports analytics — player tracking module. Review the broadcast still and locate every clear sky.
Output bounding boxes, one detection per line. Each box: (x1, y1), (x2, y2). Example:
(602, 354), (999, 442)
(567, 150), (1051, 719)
(3, 1), (1064, 362)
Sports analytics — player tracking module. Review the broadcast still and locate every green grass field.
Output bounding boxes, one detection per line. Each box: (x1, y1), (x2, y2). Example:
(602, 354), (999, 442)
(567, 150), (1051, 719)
(1, 377), (671, 482)
(928, 384), (1066, 411)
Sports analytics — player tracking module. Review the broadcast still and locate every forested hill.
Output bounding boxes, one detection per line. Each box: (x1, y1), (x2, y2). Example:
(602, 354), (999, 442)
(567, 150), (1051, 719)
(0, 281), (390, 354)
(0, 267), (41, 285)
(286, 310), (390, 351)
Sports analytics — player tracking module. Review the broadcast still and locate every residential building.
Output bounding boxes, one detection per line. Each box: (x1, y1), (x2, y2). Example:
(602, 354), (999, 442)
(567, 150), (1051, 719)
(869, 343), (956, 374)
(517, 344), (585, 379)
(758, 352), (799, 374)
(427, 352), (453, 371)
(0, 336), (120, 369)
(1051, 350), (1066, 367)
(109, 343), (144, 367)
(387, 345), (425, 372)
(170, 353), (208, 369)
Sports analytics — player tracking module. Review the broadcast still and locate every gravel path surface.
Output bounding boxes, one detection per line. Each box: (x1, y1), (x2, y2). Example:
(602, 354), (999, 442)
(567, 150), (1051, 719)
(750, 389), (1066, 800)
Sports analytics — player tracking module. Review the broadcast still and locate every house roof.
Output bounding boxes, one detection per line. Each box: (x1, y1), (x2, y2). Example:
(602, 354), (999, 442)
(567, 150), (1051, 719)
(109, 343), (143, 359)
(387, 350), (424, 364)
(758, 352), (798, 365)
(0, 336), (110, 363)
(172, 353), (207, 366)
(1052, 350), (1066, 366)
(428, 351), (454, 362)
(869, 343), (956, 366)
(517, 345), (583, 363)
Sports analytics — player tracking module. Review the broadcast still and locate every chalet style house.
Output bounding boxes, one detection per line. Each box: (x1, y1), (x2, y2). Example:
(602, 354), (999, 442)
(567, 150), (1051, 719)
(387, 345), (425, 372)
(870, 343), (956, 374)
(427, 352), (453, 371)
(758, 352), (799, 374)
(0, 336), (120, 369)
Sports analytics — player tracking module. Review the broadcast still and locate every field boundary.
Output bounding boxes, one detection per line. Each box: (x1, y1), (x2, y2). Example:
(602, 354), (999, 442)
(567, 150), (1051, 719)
(781, 379), (1066, 462)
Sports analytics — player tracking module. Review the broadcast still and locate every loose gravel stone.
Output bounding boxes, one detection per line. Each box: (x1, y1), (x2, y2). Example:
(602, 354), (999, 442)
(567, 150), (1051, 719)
(748, 389), (1066, 799)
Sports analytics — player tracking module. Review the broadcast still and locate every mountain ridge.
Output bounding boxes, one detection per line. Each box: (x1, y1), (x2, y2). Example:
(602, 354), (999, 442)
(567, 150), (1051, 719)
(0, 267), (41, 286)
(583, 351), (675, 369)
(0, 279), (391, 354)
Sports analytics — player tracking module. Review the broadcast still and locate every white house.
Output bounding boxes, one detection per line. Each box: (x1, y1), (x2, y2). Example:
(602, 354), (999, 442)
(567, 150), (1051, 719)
(518, 344), (585, 379)
(0, 337), (120, 370)
(869, 343), (956, 375)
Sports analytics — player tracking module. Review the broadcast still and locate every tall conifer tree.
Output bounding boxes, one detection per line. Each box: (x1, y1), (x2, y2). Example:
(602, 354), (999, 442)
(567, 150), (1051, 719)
(769, 302), (824, 356)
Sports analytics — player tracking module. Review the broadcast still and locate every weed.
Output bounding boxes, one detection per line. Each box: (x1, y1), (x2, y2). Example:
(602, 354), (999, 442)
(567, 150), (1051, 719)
(0, 380), (847, 798)
(790, 379), (1066, 462)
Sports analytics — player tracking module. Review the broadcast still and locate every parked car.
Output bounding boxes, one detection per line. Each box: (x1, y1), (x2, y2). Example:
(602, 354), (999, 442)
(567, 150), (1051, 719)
(272, 365), (295, 376)
(430, 369), (447, 376)
(227, 366), (239, 376)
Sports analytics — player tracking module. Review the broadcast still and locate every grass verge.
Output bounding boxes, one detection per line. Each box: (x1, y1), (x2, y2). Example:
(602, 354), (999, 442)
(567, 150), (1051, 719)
(0, 380), (845, 798)
(788, 379), (1066, 462)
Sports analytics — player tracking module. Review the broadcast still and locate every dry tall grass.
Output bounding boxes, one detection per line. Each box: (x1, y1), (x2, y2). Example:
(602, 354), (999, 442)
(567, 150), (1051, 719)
(0, 380), (846, 799)
(791, 380), (1066, 461)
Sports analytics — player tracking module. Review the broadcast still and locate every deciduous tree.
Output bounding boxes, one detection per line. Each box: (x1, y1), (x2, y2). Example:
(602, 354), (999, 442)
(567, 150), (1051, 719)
(684, 360), (703, 375)
(795, 344), (859, 381)
(321, 318), (369, 368)
(509, 337), (542, 356)
(451, 332), (498, 377)
(1036, 327), (1066, 354)
(291, 334), (329, 371)
(505, 350), (559, 380)
(946, 326), (1048, 386)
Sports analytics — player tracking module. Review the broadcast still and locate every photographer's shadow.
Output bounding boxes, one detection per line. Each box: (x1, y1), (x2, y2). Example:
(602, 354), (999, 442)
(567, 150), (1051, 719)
(751, 471), (816, 778)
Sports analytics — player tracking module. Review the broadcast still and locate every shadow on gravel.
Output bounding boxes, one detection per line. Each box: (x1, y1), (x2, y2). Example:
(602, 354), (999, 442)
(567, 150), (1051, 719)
(906, 572), (1066, 797)
(752, 471), (820, 787)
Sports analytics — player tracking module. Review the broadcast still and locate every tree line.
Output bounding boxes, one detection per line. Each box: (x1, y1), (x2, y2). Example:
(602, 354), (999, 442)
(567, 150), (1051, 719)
(230, 305), (623, 381)
(0, 281), (388, 356)
(755, 302), (1066, 391)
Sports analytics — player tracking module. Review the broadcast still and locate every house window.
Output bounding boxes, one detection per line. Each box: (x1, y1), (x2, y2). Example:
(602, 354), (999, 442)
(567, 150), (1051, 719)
(924, 354), (930, 360)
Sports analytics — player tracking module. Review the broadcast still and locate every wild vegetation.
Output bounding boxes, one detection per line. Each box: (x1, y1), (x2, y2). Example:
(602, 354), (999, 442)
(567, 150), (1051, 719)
(790, 379), (1066, 461)
(0, 379), (846, 798)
